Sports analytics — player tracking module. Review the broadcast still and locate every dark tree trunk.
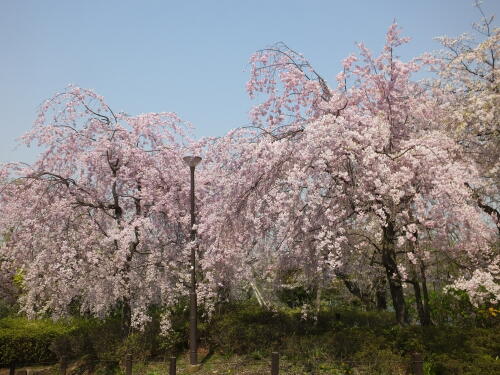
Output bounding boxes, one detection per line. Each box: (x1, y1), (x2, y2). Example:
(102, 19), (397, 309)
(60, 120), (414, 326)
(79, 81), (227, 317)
(314, 282), (322, 318)
(412, 280), (426, 325)
(409, 255), (432, 326)
(382, 221), (409, 325)
(374, 276), (387, 310)
(335, 270), (388, 310)
(410, 279), (432, 326)
(336, 270), (373, 309)
(122, 299), (132, 337)
(420, 261), (432, 326)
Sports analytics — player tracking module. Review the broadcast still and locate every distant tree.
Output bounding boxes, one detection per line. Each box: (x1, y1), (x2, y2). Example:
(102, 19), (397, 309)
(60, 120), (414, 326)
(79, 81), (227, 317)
(431, 1), (500, 306)
(434, 2), (499, 231)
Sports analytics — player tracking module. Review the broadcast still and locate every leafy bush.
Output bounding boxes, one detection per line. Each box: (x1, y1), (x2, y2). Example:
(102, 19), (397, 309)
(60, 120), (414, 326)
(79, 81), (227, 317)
(422, 325), (500, 375)
(0, 317), (78, 363)
(0, 316), (127, 364)
(207, 303), (396, 359)
(207, 302), (291, 354)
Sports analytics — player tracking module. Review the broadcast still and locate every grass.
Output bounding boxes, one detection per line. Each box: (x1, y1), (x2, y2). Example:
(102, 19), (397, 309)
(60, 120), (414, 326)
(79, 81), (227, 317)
(1, 352), (412, 375)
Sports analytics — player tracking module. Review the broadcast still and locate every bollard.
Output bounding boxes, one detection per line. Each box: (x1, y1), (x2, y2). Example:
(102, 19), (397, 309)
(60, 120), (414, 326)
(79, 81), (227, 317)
(9, 362), (15, 375)
(271, 352), (279, 375)
(411, 352), (424, 375)
(125, 354), (133, 375)
(169, 357), (176, 375)
(60, 356), (68, 375)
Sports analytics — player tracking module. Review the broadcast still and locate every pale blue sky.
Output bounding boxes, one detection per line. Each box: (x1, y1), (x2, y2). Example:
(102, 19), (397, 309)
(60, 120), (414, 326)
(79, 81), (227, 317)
(1, 0), (498, 163)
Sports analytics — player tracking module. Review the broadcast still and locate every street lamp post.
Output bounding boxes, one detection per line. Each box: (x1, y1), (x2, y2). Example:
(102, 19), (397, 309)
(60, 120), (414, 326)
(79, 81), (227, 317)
(183, 155), (202, 366)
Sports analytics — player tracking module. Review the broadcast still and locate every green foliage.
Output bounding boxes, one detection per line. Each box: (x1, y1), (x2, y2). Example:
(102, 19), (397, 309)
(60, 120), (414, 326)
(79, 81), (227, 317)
(0, 315), (128, 364)
(428, 353), (500, 375)
(206, 302), (404, 373)
(155, 302), (191, 355)
(422, 325), (500, 375)
(0, 317), (79, 363)
(206, 302), (499, 374)
(12, 269), (24, 290)
(67, 317), (122, 361)
(276, 285), (315, 308)
(0, 300), (17, 319)
(207, 302), (290, 354)
(429, 290), (476, 326)
(0, 302), (498, 374)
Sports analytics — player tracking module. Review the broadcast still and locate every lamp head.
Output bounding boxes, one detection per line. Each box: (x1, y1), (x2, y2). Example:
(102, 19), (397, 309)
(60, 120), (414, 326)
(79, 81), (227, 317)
(183, 156), (202, 167)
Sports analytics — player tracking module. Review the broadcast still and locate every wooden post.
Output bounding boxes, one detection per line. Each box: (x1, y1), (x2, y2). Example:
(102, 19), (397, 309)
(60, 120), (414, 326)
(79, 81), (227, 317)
(411, 352), (424, 375)
(60, 356), (68, 375)
(169, 357), (176, 375)
(271, 352), (279, 375)
(125, 354), (132, 375)
(9, 362), (15, 375)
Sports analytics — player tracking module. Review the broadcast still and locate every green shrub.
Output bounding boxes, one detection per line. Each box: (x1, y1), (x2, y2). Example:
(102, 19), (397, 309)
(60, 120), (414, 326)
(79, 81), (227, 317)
(423, 325), (500, 375)
(207, 302), (291, 355)
(0, 317), (78, 363)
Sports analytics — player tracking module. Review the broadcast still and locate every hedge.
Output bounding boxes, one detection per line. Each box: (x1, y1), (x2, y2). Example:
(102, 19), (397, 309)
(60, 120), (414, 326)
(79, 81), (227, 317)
(0, 317), (77, 364)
